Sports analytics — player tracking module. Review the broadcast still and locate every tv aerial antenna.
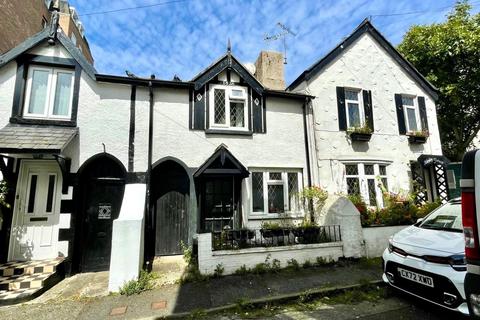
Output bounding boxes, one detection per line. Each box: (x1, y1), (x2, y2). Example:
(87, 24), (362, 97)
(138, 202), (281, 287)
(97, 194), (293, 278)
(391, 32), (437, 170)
(264, 22), (297, 64)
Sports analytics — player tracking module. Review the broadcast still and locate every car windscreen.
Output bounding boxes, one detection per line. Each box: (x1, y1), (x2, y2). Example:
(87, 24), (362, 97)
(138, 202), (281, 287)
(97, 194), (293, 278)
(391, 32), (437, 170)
(419, 202), (462, 232)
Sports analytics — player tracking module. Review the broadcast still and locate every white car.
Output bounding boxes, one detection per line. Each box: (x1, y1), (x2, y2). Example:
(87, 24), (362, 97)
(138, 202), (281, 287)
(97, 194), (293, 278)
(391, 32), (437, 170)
(382, 198), (469, 315)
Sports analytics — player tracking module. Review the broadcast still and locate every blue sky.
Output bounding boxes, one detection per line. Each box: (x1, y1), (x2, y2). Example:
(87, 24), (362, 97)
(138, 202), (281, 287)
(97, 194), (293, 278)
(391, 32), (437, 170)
(70, 0), (480, 85)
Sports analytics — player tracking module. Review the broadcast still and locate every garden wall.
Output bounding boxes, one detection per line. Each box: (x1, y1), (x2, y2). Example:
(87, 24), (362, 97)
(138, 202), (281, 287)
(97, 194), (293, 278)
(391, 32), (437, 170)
(362, 225), (408, 258)
(197, 233), (344, 275)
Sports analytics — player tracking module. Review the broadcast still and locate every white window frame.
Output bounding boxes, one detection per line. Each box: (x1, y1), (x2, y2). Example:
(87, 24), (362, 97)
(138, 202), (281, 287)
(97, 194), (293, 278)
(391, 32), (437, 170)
(209, 84), (248, 131)
(23, 66), (74, 121)
(344, 162), (389, 208)
(345, 88), (365, 129)
(249, 169), (303, 218)
(401, 95), (421, 133)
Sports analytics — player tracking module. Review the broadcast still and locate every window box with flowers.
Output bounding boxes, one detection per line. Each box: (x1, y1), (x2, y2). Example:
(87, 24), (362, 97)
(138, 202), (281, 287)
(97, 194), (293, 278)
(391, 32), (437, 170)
(407, 130), (429, 144)
(348, 125), (373, 142)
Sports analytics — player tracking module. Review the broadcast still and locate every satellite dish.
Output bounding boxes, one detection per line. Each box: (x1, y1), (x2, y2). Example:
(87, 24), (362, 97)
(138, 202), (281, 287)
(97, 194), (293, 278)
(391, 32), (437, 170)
(244, 62), (256, 75)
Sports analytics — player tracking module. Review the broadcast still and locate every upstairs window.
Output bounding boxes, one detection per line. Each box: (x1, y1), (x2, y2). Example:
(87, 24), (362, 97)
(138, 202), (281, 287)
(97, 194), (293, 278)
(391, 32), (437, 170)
(23, 66), (74, 120)
(401, 95), (421, 133)
(345, 89), (364, 128)
(210, 85), (248, 131)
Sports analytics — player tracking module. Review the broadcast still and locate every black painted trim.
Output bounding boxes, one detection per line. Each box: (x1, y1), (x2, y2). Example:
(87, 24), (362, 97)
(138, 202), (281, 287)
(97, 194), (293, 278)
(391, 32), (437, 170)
(205, 84), (210, 130)
(262, 96), (267, 133)
(417, 96), (428, 132)
(205, 129), (253, 136)
(287, 20), (438, 100)
(10, 55), (81, 127)
(188, 89), (193, 129)
(194, 145), (249, 178)
(60, 199), (73, 214)
(18, 54), (76, 68)
(247, 87), (252, 132)
(193, 86), (205, 130)
(95, 74), (193, 88)
(128, 86), (136, 172)
(0, 147), (61, 154)
(126, 172), (147, 183)
(363, 90), (374, 131)
(336, 87), (347, 131)
(264, 89), (314, 100)
(395, 93), (406, 135)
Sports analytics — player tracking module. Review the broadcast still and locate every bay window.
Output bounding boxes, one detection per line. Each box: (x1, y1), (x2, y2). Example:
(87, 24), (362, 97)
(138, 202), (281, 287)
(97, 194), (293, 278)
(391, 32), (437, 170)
(251, 169), (302, 216)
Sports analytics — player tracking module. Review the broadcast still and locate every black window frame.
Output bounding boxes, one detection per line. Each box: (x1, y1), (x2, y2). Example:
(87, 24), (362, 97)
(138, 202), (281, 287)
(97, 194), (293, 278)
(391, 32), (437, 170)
(10, 53), (81, 127)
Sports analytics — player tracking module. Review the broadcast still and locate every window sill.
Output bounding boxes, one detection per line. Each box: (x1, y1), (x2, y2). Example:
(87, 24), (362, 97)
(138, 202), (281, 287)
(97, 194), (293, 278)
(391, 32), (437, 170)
(10, 116), (76, 127)
(248, 213), (304, 220)
(205, 128), (253, 136)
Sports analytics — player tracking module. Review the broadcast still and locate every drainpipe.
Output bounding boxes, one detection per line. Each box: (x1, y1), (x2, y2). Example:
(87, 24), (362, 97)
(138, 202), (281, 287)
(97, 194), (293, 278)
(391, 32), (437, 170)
(302, 98), (314, 221)
(145, 75), (154, 263)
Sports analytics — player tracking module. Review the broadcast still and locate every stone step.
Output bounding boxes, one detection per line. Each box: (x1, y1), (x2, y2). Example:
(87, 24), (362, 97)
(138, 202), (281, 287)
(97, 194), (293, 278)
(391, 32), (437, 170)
(0, 259), (62, 277)
(0, 272), (54, 291)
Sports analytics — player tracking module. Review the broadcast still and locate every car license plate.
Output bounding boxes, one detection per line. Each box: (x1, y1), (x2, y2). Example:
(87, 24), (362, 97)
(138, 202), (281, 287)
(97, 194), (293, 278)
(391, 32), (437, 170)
(398, 268), (434, 287)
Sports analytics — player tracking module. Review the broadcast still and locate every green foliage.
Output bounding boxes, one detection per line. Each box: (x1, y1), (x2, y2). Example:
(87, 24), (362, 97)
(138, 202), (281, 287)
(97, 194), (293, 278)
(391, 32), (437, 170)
(357, 191), (442, 227)
(286, 258), (300, 271)
(0, 180), (10, 209)
(270, 259), (281, 273)
(398, 1), (480, 160)
(260, 221), (282, 230)
(407, 130), (429, 138)
(347, 125), (373, 134)
(234, 264), (249, 275)
(213, 264), (224, 277)
(180, 240), (193, 266)
(119, 270), (158, 296)
(300, 186), (328, 212)
(315, 256), (332, 266)
(302, 260), (312, 269)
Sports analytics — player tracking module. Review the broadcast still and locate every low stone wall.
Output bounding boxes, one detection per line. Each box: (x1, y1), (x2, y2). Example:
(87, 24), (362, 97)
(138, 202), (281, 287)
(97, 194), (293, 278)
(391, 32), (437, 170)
(197, 233), (344, 275)
(362, 225), (408, 258)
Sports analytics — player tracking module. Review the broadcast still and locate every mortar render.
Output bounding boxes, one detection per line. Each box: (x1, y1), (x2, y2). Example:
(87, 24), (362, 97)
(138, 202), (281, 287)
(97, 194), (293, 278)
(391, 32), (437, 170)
(290, 32), (443, 195)
(108, 183), (146, 292)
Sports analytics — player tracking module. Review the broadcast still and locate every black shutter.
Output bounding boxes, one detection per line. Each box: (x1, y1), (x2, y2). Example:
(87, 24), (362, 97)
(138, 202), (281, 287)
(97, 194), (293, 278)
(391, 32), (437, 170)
(363, 90), (374, 131)
(417, 96), (428, 132)
(336, 87), (347, 131)
(252, 90), (263, 133)
(395, 94), (406, 135)
(193, 87), (205, 130)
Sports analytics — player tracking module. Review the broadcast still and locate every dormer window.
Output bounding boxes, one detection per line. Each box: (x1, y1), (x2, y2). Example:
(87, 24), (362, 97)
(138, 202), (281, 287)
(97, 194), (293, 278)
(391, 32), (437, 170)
(209, 84), (248, 131)
(23, 66), (74, 120)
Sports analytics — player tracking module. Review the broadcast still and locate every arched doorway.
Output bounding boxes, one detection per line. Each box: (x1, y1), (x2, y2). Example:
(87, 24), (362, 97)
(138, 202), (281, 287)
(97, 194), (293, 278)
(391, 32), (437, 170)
(75, 154), (126, 272)
(151, 160), (190, 256)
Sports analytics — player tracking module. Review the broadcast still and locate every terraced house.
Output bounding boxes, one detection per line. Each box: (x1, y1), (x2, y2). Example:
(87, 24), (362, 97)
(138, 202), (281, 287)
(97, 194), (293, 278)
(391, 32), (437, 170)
(0, 10), (448, 302)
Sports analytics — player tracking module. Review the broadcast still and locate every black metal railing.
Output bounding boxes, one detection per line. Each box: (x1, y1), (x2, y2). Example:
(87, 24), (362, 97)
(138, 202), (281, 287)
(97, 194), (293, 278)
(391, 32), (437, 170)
(203, 217), (234, 233)
(211, 225), (342, 251)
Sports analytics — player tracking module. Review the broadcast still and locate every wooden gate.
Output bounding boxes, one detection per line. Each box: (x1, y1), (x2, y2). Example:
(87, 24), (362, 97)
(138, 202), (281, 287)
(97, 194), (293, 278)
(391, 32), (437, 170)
(152, 160), (190, 256)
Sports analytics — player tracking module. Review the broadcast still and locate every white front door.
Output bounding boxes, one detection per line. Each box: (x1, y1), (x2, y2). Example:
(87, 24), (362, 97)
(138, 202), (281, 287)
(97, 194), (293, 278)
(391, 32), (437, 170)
(9, 160), (62, 261)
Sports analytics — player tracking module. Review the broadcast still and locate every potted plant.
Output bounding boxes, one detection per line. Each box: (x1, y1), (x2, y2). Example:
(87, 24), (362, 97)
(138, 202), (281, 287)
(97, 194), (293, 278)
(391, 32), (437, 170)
(407, 130), (429, 144)
(348, 125), (373, 142)
(293, 220), (323, 244)
(230, 228), (255, 248)
(260, 221), (287, 238)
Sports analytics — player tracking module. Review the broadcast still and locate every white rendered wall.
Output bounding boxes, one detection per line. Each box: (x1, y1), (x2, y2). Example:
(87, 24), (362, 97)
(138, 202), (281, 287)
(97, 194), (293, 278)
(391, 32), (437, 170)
(197, 233), (343, 275)
(0, 61), (16, 130)
(292, 33), (443, 195)
(363, 225), (408, 258)
(109, 183), (146, 292)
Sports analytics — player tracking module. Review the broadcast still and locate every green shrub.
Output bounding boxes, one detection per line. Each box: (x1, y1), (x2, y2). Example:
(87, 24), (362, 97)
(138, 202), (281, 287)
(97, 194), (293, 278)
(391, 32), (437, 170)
(270, 259), (281, 272)
(302, 260), (312, 269)
(213, 264), (224, 277)
(234, 265), (249, 275)
(119, 270), (158, 296)
(286, 259), (300, 271)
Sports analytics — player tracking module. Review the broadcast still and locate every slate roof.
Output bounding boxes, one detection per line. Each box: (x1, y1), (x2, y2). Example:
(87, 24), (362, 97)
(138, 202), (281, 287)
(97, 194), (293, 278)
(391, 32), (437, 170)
(287, 19), (438, 100)
(0, 29), (97, 79)
(0, 124), (78, 154)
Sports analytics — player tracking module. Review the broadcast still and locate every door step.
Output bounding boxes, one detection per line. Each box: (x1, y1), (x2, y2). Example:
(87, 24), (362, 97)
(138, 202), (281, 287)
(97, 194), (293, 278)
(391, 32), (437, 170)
(0, 258), (64, 305)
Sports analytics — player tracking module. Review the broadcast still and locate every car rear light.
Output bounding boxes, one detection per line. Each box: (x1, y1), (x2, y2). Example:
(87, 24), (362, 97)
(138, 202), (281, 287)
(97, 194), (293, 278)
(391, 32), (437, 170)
(462, 191), (480, 261)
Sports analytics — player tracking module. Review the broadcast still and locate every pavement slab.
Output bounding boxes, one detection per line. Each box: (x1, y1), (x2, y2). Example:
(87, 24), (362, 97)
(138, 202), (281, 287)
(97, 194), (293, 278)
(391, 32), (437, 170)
(0, 260), (384, 320)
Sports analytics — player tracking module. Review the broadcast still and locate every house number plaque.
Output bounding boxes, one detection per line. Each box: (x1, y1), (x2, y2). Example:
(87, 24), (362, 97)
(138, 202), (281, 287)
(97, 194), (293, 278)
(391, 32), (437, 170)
(98, 204), (112, 220)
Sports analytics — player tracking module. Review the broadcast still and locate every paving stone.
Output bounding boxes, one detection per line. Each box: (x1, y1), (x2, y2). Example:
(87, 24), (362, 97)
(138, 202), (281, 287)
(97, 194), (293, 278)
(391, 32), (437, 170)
(109, 306), (127, 316)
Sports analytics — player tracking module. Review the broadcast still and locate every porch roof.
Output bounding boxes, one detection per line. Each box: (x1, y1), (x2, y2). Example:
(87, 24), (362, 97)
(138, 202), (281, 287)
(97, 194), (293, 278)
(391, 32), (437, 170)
(0, 124), (78, 154)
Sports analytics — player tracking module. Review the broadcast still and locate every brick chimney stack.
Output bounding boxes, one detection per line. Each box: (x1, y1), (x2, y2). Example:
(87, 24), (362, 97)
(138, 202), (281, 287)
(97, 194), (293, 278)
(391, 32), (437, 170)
(254, 51), (285, 90)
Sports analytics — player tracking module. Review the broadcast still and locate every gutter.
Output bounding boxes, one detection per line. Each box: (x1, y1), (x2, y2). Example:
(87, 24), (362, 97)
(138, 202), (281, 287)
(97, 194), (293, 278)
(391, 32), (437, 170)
(302, 97), (314, 220)
(95, 74), (194, 89)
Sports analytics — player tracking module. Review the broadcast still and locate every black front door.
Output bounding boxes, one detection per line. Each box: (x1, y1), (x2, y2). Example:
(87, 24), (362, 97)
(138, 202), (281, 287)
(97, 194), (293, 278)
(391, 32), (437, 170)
(202, 177), (240, 232)
(81, 179), (124, 272)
